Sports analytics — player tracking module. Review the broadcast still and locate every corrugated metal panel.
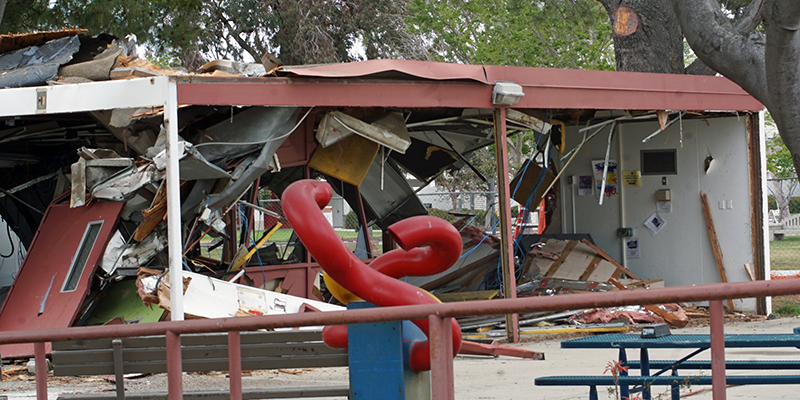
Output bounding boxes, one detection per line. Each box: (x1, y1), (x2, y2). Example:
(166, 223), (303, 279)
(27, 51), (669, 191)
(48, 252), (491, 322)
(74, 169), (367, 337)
(282, 59), (487, 83)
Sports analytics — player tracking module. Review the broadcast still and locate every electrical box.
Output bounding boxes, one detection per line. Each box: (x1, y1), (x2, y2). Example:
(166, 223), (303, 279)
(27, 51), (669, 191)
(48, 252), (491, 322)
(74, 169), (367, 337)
(617, 228), (634, 237)
(655, 189), (671, 201)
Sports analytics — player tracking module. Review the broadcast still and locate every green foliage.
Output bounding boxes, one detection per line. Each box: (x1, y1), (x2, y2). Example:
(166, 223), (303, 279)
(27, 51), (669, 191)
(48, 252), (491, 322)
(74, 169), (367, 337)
(1, 1), (414, 69)
(427, 208), (456, 222)
(344, 211), (360, 230)
(767, 134), (796, 179)
(407, 0), (614, 70)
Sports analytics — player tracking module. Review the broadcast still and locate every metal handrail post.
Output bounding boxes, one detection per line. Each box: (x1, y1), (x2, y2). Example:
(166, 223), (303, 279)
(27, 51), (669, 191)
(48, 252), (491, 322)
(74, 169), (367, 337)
(429, 314), (455, 400)
(166, 331), (183, 400)
(229, 331), (243, 400)
(710, 300), (726, 400)
(34, 342), (47, 400)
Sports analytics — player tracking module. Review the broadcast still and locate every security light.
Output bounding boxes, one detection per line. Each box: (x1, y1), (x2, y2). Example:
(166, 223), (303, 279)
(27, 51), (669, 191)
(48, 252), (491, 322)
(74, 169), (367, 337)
(492, 81), (524, 106)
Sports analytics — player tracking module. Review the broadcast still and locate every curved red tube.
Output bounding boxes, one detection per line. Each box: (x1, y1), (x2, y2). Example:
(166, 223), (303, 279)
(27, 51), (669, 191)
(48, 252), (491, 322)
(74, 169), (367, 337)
(282, 179), (463, 372)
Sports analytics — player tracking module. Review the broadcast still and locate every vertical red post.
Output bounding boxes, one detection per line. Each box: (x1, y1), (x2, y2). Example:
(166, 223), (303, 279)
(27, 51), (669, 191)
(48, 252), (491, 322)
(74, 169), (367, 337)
(710, 300), (726, 400)
(166, 330), (183, 400)
(228, 331), (243, 400)
(493, 107), (520, 343)
(34, 342), (47, 400)
(429, 314), (455, 400)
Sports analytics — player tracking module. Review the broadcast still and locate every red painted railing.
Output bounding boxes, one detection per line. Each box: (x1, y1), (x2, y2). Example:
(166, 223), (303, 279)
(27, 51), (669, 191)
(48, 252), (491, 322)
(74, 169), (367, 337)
(2, 278), (798, 400)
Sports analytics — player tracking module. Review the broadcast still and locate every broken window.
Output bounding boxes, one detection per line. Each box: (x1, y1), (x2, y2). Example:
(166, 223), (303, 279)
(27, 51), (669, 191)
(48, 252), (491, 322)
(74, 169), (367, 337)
(61, 221), (103, 292)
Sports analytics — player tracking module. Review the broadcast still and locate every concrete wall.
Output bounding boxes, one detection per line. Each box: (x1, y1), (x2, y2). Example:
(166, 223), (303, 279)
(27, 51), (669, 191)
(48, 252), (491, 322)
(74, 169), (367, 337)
(558, 115), (759, 311)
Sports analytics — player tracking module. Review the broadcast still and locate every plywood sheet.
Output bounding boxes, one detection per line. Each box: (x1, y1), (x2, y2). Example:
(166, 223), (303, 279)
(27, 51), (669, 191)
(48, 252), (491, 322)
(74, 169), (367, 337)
(532, 239), (628, 283)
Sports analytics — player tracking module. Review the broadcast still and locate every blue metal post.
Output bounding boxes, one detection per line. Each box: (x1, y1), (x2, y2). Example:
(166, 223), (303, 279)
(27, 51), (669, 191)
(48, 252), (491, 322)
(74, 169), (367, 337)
(348, 301), (431, 400)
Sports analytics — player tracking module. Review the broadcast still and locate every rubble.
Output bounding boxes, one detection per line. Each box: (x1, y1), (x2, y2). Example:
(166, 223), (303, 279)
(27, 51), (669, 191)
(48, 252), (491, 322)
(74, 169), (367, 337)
(0, 29), (754, 362)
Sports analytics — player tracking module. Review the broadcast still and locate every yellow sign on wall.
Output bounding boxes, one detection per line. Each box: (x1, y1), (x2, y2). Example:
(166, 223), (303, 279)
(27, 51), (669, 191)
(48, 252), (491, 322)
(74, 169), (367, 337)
(623, 170), (642, 187)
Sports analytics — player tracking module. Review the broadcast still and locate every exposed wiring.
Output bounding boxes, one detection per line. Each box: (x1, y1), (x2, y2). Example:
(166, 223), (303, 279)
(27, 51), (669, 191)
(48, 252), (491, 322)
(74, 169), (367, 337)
(239, 205), (267, 285)
(192, 107), (314, 149)
(0, 222), (14, 258)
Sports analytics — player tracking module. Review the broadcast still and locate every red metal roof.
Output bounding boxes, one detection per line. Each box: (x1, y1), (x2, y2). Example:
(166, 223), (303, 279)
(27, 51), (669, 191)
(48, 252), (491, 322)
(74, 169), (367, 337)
(177, 59), (763, 112)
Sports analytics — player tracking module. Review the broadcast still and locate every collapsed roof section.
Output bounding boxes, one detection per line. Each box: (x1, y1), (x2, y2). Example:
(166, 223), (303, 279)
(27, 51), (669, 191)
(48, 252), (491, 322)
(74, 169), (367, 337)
(0, 31), (765, 354)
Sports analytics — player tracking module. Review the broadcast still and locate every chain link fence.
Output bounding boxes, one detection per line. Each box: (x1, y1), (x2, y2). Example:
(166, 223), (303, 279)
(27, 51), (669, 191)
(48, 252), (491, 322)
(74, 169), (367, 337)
(252, 191), (539, 259)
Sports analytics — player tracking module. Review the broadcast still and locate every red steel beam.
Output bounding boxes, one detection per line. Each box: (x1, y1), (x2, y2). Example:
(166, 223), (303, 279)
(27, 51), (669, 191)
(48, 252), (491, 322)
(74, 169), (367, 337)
(177, 78), (494, 109)
(710, 300), (726, 400)
(4, 278), (800, 345)
(175, 72), (762, 112)
(493, 108), (520, 343)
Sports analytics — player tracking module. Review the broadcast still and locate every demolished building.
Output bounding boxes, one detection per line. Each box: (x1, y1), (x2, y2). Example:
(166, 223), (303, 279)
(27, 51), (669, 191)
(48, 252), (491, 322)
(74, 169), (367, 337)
(0, 31), (766, 357)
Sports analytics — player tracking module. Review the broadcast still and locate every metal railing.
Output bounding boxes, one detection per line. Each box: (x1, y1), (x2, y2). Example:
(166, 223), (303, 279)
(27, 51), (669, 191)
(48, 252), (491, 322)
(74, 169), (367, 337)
(4, 278), (800, 400)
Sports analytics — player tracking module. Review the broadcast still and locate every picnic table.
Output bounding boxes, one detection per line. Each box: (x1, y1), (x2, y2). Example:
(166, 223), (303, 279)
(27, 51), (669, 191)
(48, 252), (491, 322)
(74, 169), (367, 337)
(535, 330), (800, 400)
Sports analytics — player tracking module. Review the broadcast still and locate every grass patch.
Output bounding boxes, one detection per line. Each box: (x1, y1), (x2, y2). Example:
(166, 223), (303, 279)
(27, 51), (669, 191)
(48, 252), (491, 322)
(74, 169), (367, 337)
(770, 235), (800, 270)
(773, 295), (800, 317)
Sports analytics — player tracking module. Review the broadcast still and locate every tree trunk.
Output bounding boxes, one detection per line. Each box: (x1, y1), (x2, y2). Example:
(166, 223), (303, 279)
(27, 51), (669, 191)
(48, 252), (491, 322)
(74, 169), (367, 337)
(599, 0), (685, 73)
(762, 0), (800, 176)
(0, 0), (6, 28)
(770, 174), (792, 221)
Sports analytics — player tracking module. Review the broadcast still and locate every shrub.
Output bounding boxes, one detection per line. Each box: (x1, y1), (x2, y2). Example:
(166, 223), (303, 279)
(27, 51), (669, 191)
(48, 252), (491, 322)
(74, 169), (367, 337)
(344, 211), (360, 229)
(427, 208), (456, 222)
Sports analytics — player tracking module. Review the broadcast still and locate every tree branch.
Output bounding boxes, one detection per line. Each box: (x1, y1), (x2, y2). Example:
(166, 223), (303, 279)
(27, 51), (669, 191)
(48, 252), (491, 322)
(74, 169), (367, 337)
(766, 0), (800, 31)
(213, 7), (263, 62)
(671, 0), (770, 108)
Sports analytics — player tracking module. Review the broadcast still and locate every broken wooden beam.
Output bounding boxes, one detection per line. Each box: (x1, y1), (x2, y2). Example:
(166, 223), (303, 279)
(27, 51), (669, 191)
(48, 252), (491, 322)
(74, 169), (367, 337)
(609, 278), (688, 328)
(700, 192), (736, 310)
(580, 239), (640, 280)
(459, 340), (545, 360)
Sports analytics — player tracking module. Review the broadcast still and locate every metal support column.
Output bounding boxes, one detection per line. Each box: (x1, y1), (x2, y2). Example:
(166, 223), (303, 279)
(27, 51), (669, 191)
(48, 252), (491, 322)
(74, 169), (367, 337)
(165, 79), (184, 321)
(228, 331), (243, 400)
(429, 314), (455, 400)
(493, 108), (519, 343)
(710, 300), (726, 400)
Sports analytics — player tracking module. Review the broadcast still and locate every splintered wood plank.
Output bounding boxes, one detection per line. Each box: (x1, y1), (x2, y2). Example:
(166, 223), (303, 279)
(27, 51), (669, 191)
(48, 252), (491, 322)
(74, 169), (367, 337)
(580, 239), (640, 280)
(532, 239), (568, 275)
(544, 240), (577, 277)
(583, 257), (619, 282)
(700, 192), (736, 310)
(133, 183), (167, 241)
(549, 241), (598, 280)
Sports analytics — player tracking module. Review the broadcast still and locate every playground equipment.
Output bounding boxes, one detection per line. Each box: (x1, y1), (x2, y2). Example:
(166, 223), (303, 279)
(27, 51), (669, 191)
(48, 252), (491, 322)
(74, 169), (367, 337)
(282, 179), (464, 398)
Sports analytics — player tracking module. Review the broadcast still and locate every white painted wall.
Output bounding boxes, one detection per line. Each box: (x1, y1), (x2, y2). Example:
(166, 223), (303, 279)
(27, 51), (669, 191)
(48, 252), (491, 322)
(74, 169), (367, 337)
(559, 115), (759, 311)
